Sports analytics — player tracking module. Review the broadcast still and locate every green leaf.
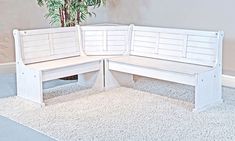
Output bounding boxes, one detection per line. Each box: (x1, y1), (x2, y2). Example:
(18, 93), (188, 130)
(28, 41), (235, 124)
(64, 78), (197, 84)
(36, 0), (106, 26)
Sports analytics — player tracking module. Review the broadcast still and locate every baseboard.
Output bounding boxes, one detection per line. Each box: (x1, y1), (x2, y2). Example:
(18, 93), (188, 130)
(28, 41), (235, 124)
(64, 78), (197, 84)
(1, 62), (235, 88)
(0, 62), (16, 74)
(222, 75), (235, 88)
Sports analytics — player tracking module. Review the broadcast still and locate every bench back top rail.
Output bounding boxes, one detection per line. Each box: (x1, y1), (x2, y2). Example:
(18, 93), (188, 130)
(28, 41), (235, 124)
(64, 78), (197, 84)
(130, 26), (223, 67)
(16, 26), (80, 64)
(81, 25), (131, 55)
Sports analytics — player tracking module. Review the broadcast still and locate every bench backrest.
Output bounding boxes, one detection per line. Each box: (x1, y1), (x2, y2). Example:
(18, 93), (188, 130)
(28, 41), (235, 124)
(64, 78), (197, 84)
(14, 24), (223, 67)
(81, 25), (130, 55)
(17, 27), (80, 64)
(130, 26), (221, 67)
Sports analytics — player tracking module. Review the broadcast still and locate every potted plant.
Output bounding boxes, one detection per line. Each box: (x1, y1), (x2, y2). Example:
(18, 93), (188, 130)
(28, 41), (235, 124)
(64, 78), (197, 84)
(36, 0), (105, 80)
(37, 0), (106, 26)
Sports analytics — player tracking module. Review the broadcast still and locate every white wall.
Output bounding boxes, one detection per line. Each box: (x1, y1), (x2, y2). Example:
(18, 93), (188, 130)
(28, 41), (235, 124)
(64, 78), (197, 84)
(0, 0), (51, 63)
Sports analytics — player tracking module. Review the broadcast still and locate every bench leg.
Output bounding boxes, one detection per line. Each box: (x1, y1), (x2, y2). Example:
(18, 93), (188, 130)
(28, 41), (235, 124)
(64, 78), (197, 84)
(105, 60), (134, 90)
(194, 69), (223, 112)
(77, 61), (104, 91)
(16, 66), (44, 105)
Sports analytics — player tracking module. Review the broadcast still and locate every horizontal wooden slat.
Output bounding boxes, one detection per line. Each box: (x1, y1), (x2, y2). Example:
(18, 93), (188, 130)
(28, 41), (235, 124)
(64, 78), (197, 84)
(53, 37), (76, 44)
(23, 34), (49, 42)
(24, 50), (51, 59)
(84, 31), (103, 36)
(160, 38), (184, 46)
(23, 40), (49, 47)
(81, 26), (128, 31)
(160, 33), (185, 40)
(53, 42), (77, 49)
(187, 53), (215, 62)
(158, 49), (183, 57)
(134, 46), (155, 53)
(107, 36), (126, 41)
(84, 41), (103, 46)
(134, 36), (157, 43)
(53, 48), (78, 55)
(134, 26), (218, 37)
(24, 46), (50, 53)
(133, 41), (156, 48)
(187, 41), (216, 49)
(53, 32), (76, 39)
(134, 31), (157, 37)
(85, 46), (103, 52)
(188, 35), (217, 43)
(108, 46), (125, 51)
(107, 31), (127, 36)
(159, 44), (183, 51)
(187, 47), (215, 55)
(20, 27), (76, 35)
(85, 36), (103, 41)
(107, 41), (126, 46)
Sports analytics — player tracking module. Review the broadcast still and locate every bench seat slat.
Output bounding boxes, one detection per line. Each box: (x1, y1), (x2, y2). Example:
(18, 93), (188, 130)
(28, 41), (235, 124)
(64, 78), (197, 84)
(108, 56), (212, 75)
(27, 56), (104, 71)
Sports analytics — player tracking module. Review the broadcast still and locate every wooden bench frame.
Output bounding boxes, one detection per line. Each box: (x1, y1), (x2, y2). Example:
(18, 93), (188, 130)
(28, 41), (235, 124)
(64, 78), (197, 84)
(13, 25), (224, 111)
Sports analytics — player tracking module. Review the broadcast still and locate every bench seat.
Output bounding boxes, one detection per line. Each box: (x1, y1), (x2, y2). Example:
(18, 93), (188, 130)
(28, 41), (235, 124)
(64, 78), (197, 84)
(27, 56), (118, 82)
(108, 56), (212, 75)
(27, 56), (104, 71)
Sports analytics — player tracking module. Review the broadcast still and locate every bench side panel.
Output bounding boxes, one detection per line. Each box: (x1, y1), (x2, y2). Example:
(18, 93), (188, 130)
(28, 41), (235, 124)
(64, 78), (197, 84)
(19, 27), (80, 64)
(130, 26), (220, 67)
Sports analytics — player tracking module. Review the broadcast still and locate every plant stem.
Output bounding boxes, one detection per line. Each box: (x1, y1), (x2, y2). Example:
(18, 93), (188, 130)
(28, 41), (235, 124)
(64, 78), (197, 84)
(77, 0), (82, 24)
(59, 8), (65, 27)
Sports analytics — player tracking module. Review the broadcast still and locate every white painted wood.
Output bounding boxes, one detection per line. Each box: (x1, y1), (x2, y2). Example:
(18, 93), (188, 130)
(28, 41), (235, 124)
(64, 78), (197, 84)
(19, 26), (80, 64)
(194, 68), (223, 111)
(182, 35), (188, 57)
(133, 26), (217, 37)
(109, 56), (212, 75)
(105, 25), (223, 111)
(13, 27), (104, 105)
(77, 71), (104, 90)
(108, 60), (195, 86)
(130, 25), (219, 67)
(92, 60), (105, 91)
(76, 25), (86, 57)
(13, 24), (224, 112)
(81, 25), (129, 55)
(104, 59), (120, 89)
(2, 63), (233, 88)
(124, 24), (134, 55)
(14, 30), (43, 104)
(42, 61), (100, 81)
(17, 62), (43, 104)
(13, 29), (43, 104)
(104, 59), (134, 90)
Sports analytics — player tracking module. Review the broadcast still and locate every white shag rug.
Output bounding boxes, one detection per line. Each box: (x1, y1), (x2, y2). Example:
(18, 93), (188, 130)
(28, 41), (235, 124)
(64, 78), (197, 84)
(0, 78), (235, 141)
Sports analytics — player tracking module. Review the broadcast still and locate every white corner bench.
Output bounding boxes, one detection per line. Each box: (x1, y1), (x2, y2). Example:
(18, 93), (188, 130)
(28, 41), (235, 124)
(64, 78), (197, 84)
(13, 24), (224, 111)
